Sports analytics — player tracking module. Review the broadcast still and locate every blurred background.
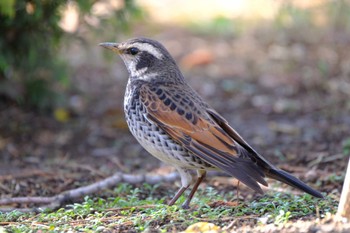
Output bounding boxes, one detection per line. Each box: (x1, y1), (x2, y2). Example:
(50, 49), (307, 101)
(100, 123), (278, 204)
(0, 0), (349, 199)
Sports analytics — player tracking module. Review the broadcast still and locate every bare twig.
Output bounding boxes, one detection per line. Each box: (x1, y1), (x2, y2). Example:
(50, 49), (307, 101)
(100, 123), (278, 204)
(0, 169), (54, 181)
(0, 172), (180, 213)
(0, 196), (54, 205)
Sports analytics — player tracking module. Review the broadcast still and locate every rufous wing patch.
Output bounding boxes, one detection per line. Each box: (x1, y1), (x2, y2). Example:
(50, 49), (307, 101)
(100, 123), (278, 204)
(139, 84), (267, 193)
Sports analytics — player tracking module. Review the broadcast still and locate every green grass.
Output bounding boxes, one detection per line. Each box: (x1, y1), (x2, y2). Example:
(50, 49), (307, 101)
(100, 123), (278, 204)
(0, 184), (337, 232)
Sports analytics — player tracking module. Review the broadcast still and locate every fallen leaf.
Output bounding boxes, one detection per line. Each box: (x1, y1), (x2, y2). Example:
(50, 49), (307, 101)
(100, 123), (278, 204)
(182, 222), (221, 233)
(54, 107), (70, 122)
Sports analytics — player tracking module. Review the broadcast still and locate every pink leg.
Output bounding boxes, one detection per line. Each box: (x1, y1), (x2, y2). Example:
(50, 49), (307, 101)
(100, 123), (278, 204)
(181, 171), (207, 209)
(168, 186), (188, 206)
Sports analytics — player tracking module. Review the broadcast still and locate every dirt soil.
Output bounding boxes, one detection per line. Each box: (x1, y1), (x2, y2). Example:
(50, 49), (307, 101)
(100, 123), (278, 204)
(0, 26), (349, 231)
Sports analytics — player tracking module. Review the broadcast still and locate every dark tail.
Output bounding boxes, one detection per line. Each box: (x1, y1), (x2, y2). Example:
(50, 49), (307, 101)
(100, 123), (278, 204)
(267, 168), (324, 198)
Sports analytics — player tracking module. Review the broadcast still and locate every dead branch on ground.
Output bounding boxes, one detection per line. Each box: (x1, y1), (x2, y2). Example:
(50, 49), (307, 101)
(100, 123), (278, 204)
(0, 172), (180, 213)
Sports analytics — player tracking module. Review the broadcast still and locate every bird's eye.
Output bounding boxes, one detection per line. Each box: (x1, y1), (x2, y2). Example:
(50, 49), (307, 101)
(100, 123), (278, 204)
(128, 47), (139, 55)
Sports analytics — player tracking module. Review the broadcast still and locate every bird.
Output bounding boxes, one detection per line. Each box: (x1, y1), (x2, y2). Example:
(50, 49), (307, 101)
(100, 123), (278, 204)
(99, 37), (323, 208)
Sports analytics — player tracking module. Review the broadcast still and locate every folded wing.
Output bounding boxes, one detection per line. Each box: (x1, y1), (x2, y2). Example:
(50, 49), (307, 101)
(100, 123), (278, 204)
(140, 84), (268, 194)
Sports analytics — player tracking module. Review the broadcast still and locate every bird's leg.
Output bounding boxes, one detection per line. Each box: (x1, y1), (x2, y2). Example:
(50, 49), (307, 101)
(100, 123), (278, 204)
(168, 167), (193, 206)
(181, 170), (207, 209)
(168, 186), (188, 206)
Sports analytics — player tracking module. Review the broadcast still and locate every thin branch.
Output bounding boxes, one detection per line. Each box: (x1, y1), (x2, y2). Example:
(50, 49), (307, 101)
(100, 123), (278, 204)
(0, 197), (54, 205)
(0, 172), (180, 213)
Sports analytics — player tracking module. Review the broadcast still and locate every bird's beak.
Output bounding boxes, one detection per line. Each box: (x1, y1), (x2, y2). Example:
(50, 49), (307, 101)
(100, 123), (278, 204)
(99, 42), (121, 54)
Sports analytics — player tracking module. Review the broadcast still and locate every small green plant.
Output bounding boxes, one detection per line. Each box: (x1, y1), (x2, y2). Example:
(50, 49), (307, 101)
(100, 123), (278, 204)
(274, 209), (291, 225)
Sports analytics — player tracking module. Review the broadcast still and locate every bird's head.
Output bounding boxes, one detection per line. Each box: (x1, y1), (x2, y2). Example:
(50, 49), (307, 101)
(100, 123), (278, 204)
(100, 37), (183, 83)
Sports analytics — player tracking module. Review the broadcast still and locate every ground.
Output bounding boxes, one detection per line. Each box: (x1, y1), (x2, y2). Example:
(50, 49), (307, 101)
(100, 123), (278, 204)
(0, 20), (349, 232)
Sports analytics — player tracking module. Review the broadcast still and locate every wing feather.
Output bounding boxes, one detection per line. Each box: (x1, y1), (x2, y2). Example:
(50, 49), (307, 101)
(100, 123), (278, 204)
(140, 84), (267, 193)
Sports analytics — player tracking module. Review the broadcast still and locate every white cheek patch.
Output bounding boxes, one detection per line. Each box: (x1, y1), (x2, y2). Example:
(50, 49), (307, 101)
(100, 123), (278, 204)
(135, 67), (148, 76)
(123, 57), (148, 78)
(126, 61), (158, 82)
(132, 43), (163, 60)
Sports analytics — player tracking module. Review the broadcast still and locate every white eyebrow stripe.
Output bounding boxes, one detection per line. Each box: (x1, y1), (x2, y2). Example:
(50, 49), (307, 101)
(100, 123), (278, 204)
(131, 43), (163, 59)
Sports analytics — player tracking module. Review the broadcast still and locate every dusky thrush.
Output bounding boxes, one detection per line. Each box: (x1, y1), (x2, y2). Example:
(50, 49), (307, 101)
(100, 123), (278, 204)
(99, 37), (323, 208)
